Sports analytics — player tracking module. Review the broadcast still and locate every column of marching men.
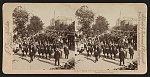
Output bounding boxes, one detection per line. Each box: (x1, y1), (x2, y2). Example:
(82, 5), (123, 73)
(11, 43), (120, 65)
(14, 32), (70, 66)
(78, 31), (137, 66)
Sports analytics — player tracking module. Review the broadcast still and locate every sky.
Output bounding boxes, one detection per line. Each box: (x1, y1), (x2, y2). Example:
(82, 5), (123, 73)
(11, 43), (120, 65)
(3, 3), (147, 28)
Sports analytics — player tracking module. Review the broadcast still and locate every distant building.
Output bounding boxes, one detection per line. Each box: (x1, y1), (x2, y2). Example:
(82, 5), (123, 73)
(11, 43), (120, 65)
(116, 17), (137, 26)
(50, 18), (55, 26)
(50, 16), (74, 26)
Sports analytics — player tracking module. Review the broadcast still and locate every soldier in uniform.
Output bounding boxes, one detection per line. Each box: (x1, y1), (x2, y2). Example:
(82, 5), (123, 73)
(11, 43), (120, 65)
(54, 48), (61, 66)
(102, 43), (106, 58)
(113, 44), (118, 59)
(41, 44), (44, 58)
(105, 44), (109, 58)
(89, 45), (93, 56)
(45, 44), (49, 59)
(96, 45), (101, 58)
(33, 45), (37, 58)
(94, 49), (99, 63)
(22, 42), (26, 57)
(119, 48), (125, 66)
(25, 44), (28, 56)
(86, 43), (91, 56)
(29, 45), (34, 63)
(110, 45), (113, 59)
(48, 45), (53, 59)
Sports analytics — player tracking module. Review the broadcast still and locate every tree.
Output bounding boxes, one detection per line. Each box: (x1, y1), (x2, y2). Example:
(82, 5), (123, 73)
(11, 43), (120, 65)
(46, 25), (55, 30)
(54, 20), (68, 31)
(12, 6), (29, 38)
(67, 21), (75, 32)
(27, 16), (44, 36)
(75, 6), (94, 34)
(133, 24), (137, 31)
(92, 16), (109, 35)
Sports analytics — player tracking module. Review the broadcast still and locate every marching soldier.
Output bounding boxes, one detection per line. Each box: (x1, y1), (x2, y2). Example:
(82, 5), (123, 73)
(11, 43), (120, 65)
(96, 45), (101, 58)
(38, 44), (41, 58)
(41, 44), (44, 58)
(29, 45), (34, 63)
(48, 45), (53, 59)
(89, 45), (93, 56)
(105, 44), (109, 58)
(24, 44), (28, 56)
(45, 44), (49, 59)
(94, 50), (99, 63)
(110, 45), (113, 59)
(113, 44), (118, 59)
(22, 42), (26, 57)
(102, 43), (106, 57)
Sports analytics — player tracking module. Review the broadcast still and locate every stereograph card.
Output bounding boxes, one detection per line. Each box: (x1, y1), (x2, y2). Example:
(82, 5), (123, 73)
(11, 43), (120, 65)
(2, 3), (147, 74)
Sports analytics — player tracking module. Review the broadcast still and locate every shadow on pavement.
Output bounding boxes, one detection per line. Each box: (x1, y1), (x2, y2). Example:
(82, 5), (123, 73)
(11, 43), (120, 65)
(37, 58), (55, 66)
(84, 57), (95, 63)
(102, 58), (120, 66)
(19, 57), (30, 63)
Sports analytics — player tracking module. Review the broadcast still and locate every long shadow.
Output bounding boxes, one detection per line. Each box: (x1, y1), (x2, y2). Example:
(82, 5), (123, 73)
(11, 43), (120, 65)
(83, 57), (95, 63)
(80, 52), (95, 57)
(80, 53), (87, 56)
(37, 58), (55, 66)
(15, 52), (56, 61)
(15, 53), (23, 56)
(102, 58), (120, 66)
(18, 57), (30, 63)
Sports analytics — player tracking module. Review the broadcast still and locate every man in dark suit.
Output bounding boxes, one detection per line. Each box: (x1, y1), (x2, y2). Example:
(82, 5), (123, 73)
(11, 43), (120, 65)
(129, 46), (134, 59)
(64, 46), (69, 59)
(119, 48), (125, 66)
(54, 48), (61, 66)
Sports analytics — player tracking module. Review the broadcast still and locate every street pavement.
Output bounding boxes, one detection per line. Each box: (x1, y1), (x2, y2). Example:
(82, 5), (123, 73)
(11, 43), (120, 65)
(12, 49), (137, 70)
(75, 50), (137, 70)
(12, 49), (75, 70)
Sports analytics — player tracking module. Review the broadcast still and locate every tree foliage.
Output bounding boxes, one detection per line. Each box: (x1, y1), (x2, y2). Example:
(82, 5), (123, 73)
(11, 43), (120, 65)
(92, 16), (109, 35)
(27, 16), (44, 35)
(54, 20), (68, 31)
(75, 6), (94, 34)
(12, 6), (29, 38)
(67, 21), (75, 32)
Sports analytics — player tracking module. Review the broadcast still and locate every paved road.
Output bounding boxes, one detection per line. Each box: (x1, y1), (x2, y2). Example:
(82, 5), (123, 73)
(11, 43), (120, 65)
(75, 50), (137, 70)
(12, 49), (75, 70)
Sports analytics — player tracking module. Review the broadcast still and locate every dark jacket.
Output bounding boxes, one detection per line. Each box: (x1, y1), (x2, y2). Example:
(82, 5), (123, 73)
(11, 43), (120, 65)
(64, 47), (69, 55)
(129, 47), (134, 55)
(119, 50), (125, 59)
(94, 51), (99, 57)
(54, 51), (60, 60)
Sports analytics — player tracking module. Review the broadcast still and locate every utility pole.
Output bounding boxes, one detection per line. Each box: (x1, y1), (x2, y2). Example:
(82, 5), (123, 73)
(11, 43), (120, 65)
(54, 10), (55, 30)
(120, 10), (122, 18)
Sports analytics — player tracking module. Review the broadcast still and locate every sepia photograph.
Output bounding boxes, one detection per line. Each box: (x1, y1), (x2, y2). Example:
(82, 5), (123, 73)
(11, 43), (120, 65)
(4, 3), (75, 71)
(75, 4), (140, 71)
(3, 3), (147, 74)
